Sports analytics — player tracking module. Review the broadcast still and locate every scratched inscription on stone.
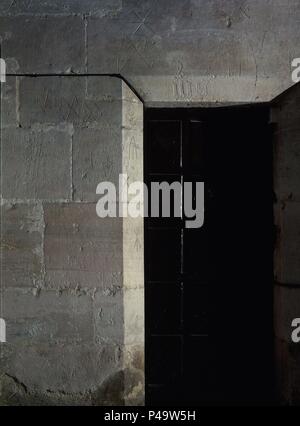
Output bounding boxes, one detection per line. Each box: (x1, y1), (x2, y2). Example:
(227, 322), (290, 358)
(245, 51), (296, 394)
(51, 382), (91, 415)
(34, 93), (104, 126)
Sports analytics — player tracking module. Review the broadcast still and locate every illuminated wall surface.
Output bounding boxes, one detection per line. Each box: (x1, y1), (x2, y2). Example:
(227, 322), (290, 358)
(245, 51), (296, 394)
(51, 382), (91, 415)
(0, 0), (300, 406)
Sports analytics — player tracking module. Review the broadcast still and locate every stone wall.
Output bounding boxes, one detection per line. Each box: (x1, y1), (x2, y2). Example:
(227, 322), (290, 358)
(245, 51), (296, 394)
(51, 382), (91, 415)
(1, 0), (300, 104)
(0, 75), (144, 405)
(1, 0), (300, 406)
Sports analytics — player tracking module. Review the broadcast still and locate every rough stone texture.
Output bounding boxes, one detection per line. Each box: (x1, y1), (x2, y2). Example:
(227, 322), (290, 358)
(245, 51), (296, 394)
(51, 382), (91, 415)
(90, 0), (299, 103)
(44, 203), (123, 291)
(19, 76), (86, 127)
(1, 76), (17, 127)
(93, 291), (123, 345)
(1, 0), (299, 407)
(1, 203), (43, 289)
(1, 1), (299, 102)
(0, 342), (122, 398)
(87, 76), (123, 101)
(122, 82), (144, 404)
(1, 126), (72, 200)
(18, 76), (123, 129)
(0, 0), (121, 16)
(0, 16), (85, 74)
(1, 76), (144, 405)
(3, 289), (94, 345)
(73, 127), (121, 202)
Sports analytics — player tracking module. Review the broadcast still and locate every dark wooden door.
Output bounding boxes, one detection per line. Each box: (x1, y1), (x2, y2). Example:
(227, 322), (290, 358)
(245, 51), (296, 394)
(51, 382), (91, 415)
(145, 106), (276, 405)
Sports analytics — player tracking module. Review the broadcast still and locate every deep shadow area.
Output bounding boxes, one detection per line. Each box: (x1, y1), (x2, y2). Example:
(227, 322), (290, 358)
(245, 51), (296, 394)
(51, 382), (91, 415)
(144, 106), (276, 406)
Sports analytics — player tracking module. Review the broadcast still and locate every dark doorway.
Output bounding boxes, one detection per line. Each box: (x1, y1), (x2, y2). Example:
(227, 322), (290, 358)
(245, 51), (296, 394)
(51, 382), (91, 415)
(144, 106), (276, 405)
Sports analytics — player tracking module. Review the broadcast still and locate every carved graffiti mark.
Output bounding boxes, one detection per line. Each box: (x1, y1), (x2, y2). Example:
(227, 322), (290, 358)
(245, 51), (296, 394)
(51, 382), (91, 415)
(42, 90), (49, 113)
(8, 0), (17, 10)
(127, 37), (154, 68)
(102, 151), (113, 178)
(173, 61), (193, 100)
(117, 56), (129, 73)
(240, 6), (250, 19)
(173, 76), (193, 100)
(134, 228), (142, 252)
(35, 92), (106, 126)
(129, 136), (140, 160)
(131, 9), (155, 36)
(82, 100), (102, 124)
(176, 61), (184, 78)
(9, 0), (34, 11)
(65, 96), (81, 122)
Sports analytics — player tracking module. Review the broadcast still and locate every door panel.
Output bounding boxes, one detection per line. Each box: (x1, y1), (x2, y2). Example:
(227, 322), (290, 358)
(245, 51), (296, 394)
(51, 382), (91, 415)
(147, 120), (181, 173)
(148, 283), (181, 334)
(145, 107), (275, 405)
(148, 229), (181, 281)
(270, 83), (300, 405)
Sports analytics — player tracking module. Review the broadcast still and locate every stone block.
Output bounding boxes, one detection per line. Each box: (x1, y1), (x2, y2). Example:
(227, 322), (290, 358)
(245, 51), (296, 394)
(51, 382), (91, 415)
(124, 344), (144, 372)
(0, 16), (85, 74)
(1, 76), (17, 127)
(122, 82), (144, 186)
(86, 76), (122, 101)
(19, 76), (85, 127)
(123, 219), (144, 290)
(124, 288), (144, 346)
(1, 342), (122, 395)
(87, 9), (256, 77)
(0, 0), (121, 15)
(73, 127), (122, 202)
(19, 76), (122, 129)
(93, 292), (124, 345)
(3, 288), (93, 345)
(44, 203), (123, 290)
(1, 203), (43, 288)
(1, 126), (72, 200)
